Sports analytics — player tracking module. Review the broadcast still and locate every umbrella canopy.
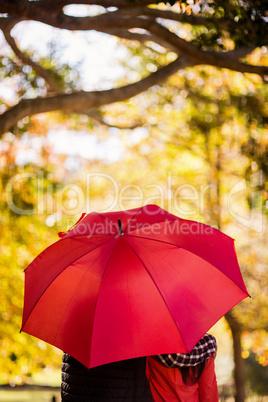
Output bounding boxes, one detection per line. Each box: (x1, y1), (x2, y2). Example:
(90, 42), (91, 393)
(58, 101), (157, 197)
(21, 204), (249, 368)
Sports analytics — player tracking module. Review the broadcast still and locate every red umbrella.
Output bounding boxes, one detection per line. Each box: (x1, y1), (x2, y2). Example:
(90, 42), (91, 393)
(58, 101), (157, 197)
(21, 204), (249, 368)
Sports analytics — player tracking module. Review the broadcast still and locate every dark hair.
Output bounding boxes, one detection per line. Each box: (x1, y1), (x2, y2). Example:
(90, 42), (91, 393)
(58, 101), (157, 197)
(179, 361), (206, 385)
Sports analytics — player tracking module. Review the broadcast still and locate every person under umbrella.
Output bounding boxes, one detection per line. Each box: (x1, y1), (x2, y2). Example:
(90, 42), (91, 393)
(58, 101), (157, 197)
(61, 333), (218, 401)
(61, 354), (152, 401)
(146, 333), (218, 401)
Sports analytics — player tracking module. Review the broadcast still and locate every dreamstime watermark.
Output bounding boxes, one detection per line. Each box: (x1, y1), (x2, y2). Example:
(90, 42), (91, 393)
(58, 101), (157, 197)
(4, 171), (265, 233)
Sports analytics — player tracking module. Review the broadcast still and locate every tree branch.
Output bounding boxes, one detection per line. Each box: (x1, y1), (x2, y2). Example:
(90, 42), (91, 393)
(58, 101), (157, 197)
(80, 109), (142, 129)
(0, 1), (267, 135)
(147, 22), (268, 77)
(1, 3), (266, 77)
(0, 56), (192, 135)
(0, 16), (23, 31)
(0, 0), (158, 16)
(33, 0), (157, 10)
(2, 25), (60, 93)
(110, 6), (229, 27)
(102, 28), (177, 51)
(0, 2), (227, 32)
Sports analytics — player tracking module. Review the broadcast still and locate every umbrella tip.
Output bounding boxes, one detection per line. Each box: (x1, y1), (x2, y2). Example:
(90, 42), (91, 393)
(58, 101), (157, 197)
(118, 218), (124, 235)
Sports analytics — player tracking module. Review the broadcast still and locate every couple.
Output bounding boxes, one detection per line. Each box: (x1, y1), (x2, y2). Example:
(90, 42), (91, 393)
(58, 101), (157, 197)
(61, 333), (218, 401)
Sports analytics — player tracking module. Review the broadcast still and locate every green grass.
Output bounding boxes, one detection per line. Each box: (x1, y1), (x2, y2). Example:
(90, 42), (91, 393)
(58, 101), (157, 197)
(0, 390), (60, 402)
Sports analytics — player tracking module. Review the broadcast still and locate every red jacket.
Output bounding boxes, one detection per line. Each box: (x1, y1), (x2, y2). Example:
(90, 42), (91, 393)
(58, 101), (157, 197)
(146, 355), (218, 402)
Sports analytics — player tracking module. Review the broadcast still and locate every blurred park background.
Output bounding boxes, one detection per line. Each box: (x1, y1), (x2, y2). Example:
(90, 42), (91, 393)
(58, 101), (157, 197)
(0, 1), (268, 401)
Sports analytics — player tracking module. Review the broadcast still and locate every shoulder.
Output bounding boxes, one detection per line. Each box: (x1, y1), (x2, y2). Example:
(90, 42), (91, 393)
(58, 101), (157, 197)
(153, 333), (217, 368)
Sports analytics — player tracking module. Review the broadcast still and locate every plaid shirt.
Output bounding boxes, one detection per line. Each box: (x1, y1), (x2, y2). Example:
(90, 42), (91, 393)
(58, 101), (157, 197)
(153, 333), (217, 368)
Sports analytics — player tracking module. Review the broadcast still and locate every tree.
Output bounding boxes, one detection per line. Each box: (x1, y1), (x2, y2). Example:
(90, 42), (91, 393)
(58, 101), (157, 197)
(0, 0), (268, 134)
(112, 64), (268, 400)
(1, 1), (268, 399)
(0, 162), (63, 384)
(1, 65), (267, 398)
(168, 68), (268, 402)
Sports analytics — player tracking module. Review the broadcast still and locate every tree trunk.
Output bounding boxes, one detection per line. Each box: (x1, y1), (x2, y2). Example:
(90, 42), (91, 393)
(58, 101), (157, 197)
(225, 312), (246, 402)
(214, 143), (246, 401)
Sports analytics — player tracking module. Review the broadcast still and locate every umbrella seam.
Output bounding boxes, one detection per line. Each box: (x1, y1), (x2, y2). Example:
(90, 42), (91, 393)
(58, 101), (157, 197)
(60, 234), (116, 240)
(123, 206), (186, 233)
(53, 256), (99, 350)
(126, 238), (249, 352)
(51, 237), (119, 353)
(123, 205), (145, 232)
(125, 239), (186, 347)
(94, 211), (120, 235)
(127, 235), (249, 296)
(125, 251), (136, 357)
(89, 237), (121, 368)
(22, 237), (116, 330)
(24, 235), (115, 273)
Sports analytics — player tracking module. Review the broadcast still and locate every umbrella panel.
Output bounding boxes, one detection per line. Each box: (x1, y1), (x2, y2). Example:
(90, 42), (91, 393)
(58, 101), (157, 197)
(89, 237), (186, 368)
(22, 239), (118, 365)
(127, 236), (248, 351)
(22, 235), (116, 324)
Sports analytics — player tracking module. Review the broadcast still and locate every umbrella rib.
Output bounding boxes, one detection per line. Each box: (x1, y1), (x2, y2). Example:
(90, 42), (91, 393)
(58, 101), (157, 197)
(89, 240), (121, 368)
(61, 234), (116, 241)
(128, 235), (249, 296)
(94, 211), (119, 234)
(52, 259), (96, 346)
(123, 206), (145, 232)
(125, 240), (184, 340)
(22, 237), (116, 329)
(128, 234), (180, 248)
